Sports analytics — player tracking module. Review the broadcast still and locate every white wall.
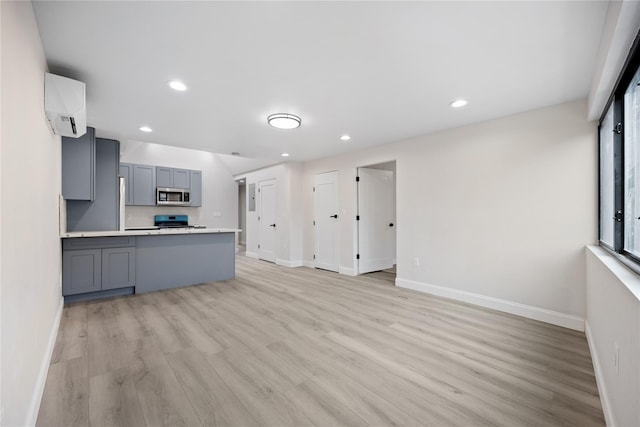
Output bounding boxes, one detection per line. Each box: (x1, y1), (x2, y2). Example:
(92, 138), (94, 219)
(301, 100), (596, 329)
(1, 2), (64, 425)
(119, 140), (237, 228)
(585, 247), (640, 427)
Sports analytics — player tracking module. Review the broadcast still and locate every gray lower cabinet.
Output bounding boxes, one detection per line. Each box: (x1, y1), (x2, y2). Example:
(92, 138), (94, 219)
(62, 249), (102, 295)
(101, 247), (136, 290)
(62, 237), (136, 296)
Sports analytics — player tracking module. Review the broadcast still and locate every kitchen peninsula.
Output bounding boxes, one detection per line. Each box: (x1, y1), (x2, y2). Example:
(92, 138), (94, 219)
(61, 228), (239, 302)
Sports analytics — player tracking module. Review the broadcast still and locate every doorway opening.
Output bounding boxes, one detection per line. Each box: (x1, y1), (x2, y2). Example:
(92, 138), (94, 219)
(356, 161), (396, 284)
(236, 178), (246, 254)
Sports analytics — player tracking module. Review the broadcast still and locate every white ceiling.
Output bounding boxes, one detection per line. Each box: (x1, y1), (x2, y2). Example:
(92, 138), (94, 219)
(32, 1), (608, 174)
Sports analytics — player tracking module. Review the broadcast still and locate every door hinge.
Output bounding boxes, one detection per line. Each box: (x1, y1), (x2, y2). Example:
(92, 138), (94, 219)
(356, 254), (360, 260)
(313, 187), (315, 192)
(258, 216), (260, 221)
(258, 244), (261, 249)
(313, 254), (316, 260)
(614, 123), (622, 134)
(313, 220), (316, 226)
(356, 215), (360, 221)
(355, 176), (360, 182)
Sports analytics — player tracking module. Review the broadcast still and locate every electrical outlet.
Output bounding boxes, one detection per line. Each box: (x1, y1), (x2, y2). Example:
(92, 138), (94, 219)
(614, 342), (620, 375)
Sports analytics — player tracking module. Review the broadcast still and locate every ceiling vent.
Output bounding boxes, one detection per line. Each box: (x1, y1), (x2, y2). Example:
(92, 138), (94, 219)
(44, 72), (87, 138)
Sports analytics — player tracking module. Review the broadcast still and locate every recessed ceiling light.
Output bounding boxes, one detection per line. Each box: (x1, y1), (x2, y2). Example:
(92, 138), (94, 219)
(281, 153), (290, 157)
(239, 180), (245, 183)
(139, 126), (152, 132)
(340, 134), (351, 141)
(168, 80), (188, 91)
(268, 113), (301, 130)
(450, 99), (468, 108)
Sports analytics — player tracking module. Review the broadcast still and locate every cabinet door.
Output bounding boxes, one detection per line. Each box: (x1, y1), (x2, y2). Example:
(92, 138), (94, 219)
(173, 169), (190, 189)
(133, 164), (156, 206)
(190, 170), (202, 207)
(156, 167), (173, 188)
(62, 249), (102, 295)
(119, 163), (133, 205)
(102, 247), (136, 290)
(62, 127), (95, 201)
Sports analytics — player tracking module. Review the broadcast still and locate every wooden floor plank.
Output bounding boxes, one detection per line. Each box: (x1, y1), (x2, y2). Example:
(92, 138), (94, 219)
(37, 254), (605, 427)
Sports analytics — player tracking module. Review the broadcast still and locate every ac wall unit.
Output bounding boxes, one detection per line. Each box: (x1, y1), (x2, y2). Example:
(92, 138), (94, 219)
(44, 72), (87, 138)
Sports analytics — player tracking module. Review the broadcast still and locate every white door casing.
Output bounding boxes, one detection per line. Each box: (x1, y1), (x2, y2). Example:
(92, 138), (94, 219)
(258, 179), (277, 263)
(314, 171), (339, 272)
(357, 168), (395, 274)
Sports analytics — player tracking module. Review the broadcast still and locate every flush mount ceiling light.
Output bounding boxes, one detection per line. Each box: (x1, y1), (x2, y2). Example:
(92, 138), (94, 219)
(450, 99), (468, 108)
(139, 126), (152, 132)
(168, 80), (188, 91)
(268, 113), (301, 130)
(340, 134), (351, 141)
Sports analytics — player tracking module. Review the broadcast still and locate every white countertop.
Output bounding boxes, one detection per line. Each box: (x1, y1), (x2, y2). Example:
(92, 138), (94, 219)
(61, 228), (241, 238)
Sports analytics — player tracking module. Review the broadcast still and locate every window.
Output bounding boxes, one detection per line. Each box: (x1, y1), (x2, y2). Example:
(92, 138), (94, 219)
(624, 67), (640, 257)
(599, 32), (640, 266)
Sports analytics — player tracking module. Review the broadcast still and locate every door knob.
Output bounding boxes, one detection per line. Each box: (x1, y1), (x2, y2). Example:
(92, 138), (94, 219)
(389, 223), (394, 227)
(270, 224), (276, 227)
(330, 214), (338, 219)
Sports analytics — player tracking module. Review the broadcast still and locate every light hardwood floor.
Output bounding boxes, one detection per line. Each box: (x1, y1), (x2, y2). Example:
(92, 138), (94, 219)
(37, 255), (604, 426)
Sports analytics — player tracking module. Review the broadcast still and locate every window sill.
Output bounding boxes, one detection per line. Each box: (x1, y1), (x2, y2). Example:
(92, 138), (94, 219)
(588, 245), (640, 301)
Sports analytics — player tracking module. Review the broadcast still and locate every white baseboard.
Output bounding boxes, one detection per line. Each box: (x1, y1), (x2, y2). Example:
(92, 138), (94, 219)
(276, 258), (303, 268)
(395, 278), (585, 331)
(25, 297), (64, 427)
(339, 266), (356, 276)
(303, 260), (315, 268)
(585, 321), (615, 427)
(245, 251), (259, 259)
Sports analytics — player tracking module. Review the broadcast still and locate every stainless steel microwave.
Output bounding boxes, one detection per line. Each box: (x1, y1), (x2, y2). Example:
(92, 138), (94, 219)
(157, 187), (191, 206)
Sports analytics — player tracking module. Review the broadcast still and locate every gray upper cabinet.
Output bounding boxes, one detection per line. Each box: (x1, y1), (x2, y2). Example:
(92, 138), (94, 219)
(62, 127), (96, 201)
(174, 169), (190, 188)
(156, 166), (173, 188)
(119, 163), (133, 205)
(190, 170), (202, 207)
(156, 166), (190, 189)
(133, 164), (156, 206)
(66, 138), (120, 232)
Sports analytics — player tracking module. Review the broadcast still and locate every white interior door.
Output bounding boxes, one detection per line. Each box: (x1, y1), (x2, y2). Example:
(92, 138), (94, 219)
(259, 179), (277, 263)
(314, 171), (339, 272)
(357, 168), (395, 274)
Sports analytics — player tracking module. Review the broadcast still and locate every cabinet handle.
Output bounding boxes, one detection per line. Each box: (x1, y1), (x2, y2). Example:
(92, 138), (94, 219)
(330, 214), (338, 219)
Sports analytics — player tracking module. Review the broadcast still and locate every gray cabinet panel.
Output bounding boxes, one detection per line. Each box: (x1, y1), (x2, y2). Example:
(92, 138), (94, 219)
(190, 170), (202, 207)
(62, 127), (95, 201)
(119, 163), (133, 205)
(62, 249), (102, 295)
(135, 233), (235, 293)
(63, 236), (135, 250)
(156, 167), (173, 188)
(133, 164), (156, 205)
(173, 169), (190, 189)
(66, 138), (120, 232)
(102, 247), (136, 290)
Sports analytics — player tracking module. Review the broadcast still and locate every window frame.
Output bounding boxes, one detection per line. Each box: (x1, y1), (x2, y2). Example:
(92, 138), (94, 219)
(598, 31), (640, 267)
